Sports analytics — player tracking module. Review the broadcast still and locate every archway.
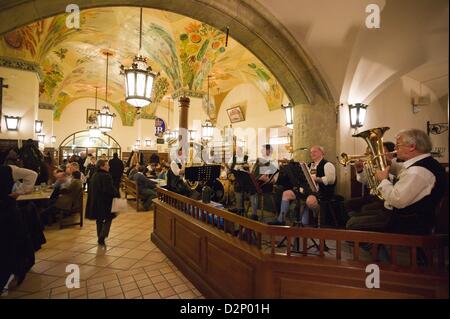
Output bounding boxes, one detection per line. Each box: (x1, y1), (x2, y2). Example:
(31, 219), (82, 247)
(0, 0), (334, 107)
(59, 130), (121, 163)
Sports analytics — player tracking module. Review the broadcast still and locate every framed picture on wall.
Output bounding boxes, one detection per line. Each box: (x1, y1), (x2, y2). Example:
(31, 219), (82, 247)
(86, 109), (98, 124)
(226, 105), (245, 123)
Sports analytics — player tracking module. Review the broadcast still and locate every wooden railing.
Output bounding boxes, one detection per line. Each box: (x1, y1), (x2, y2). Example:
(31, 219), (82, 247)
(156, 187), (448, 270)
(153, 187), (448, 298)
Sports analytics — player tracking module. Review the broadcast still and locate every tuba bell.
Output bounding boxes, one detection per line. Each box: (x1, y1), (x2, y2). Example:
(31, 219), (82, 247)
(343, 127), (391, 200)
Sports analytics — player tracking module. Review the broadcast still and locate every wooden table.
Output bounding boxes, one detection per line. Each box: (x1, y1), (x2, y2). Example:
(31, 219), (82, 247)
(17, 191), (52, 201)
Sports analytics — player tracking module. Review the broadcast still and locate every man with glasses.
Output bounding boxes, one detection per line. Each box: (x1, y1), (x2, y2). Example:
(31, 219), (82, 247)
(375, 129), (446, 235)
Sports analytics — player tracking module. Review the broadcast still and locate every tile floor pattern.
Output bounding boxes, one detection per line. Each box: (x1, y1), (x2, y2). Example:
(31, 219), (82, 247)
(2, 204), (204, 299)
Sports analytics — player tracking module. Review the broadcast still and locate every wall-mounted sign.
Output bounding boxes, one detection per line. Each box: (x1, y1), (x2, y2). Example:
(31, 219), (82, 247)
(155, 118), (166, 137)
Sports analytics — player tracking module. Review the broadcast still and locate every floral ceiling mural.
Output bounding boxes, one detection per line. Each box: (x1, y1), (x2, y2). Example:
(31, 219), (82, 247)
(0, 7), (285, 126)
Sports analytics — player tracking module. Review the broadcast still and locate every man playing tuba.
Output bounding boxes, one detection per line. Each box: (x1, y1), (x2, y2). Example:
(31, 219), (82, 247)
(345, 142), (401, 231)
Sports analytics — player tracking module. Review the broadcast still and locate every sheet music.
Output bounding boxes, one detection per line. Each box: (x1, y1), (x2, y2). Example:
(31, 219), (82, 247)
(300, 162), (318, 193)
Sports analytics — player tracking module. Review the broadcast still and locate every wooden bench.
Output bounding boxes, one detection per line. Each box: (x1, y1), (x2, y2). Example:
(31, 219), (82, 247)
(122, 176), (141, 211)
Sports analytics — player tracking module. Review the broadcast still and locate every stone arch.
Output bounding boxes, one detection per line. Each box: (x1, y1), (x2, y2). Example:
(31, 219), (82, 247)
(0, 0), (335, 107)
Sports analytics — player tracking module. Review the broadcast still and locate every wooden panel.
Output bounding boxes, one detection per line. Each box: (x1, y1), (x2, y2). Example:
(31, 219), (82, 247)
(278, 277), (423, 299)
(206, 241), (254, 299)
(154, 207), (172, 245)
(173, 219), (202, 268)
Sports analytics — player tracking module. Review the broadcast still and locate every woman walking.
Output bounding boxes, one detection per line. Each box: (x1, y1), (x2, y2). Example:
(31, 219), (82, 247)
(85, 159), (120, 246)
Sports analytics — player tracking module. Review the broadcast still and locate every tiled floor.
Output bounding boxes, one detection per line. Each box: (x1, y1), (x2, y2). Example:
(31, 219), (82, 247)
(2, 202), (203, 299)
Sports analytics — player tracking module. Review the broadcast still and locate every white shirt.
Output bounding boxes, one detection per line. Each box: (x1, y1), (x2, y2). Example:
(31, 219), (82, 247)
(356, 158), (403, 185)
(377, 154), (436, 209)
(170, 159), (183, 176)
(256, 156), (279, 175)
(310, 160), (335, 185)
(9, 165), (38, 194)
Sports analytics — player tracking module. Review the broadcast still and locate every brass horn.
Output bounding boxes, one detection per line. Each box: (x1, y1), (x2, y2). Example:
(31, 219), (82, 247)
(350, 127), (391, 200)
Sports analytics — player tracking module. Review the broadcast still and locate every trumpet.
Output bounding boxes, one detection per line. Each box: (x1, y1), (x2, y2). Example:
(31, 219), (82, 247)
(338, 153), (370, 166)
(339, 151), (397, 167)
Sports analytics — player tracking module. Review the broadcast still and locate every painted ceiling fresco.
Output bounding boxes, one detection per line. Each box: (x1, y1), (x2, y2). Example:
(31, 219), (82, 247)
(0, 7), (285, 126)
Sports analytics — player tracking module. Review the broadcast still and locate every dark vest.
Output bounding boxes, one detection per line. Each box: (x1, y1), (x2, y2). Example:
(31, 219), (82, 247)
(309, 159), (336, 200)
(392, 156), (446, 235)
(167, 161), (182, 191)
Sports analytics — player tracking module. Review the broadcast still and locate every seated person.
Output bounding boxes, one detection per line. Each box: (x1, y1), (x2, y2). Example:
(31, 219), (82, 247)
(66, 162), (87, 185)
(273, 145), (335, 226)
(346, 142), (402, 231)
(42, 171), (83, 224)
(375, 129), (446, 235)
(130, 165), (157, 211)
(302, 145), (336, 226)
(7, 164), (38, 195)
(167, 147), (197, 198)
(234, 144), (278, 220)
(158, 164), (169, 180)
(127, 163), (140, 179)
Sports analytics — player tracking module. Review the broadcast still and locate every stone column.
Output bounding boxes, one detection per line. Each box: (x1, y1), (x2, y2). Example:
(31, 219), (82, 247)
(293, 98), (337, 167)
(178, 96), (190, 160)
(178, 96), (190, 131)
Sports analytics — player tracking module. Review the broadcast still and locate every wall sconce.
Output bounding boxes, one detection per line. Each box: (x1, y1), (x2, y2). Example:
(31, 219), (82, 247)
(145, 139), (152, 147)
(427, 121), (449, 136)
(4, 115), (21, 131)
(37, 134), (45, 143)
(282, 103), (294, 129)
(34, 120), (43, 133)
(349, 103), (368, 128)
(51, 136), (56, 144)
(135, 139), (141, 147)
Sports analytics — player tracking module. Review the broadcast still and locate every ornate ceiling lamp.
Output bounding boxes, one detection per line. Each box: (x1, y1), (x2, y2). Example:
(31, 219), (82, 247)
(89, 87), (102, 138)
(97, 51), (116, 132)
(201, 75), (215, 141)
(120, 8), (159, 108)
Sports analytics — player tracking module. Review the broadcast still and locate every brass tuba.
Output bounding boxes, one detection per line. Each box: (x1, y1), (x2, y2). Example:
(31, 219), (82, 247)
(341, 127), (391, 200)
(182, 141), (201, 190)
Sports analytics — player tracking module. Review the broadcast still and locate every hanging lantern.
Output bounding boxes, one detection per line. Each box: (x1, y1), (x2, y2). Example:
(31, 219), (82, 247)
(201, 120), (214, 140)
(98, 52), (116, 132)
(97, 105), (115, 132)
(89, 87), (102, 137)
(120, 8), (159, 108)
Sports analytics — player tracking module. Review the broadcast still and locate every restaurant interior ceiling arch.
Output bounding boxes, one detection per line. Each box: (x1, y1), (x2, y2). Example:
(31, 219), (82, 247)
(0, 0), (335, 126)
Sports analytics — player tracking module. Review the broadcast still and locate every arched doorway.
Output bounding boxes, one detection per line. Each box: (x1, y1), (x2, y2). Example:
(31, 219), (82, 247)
(59, 130), (121, 163)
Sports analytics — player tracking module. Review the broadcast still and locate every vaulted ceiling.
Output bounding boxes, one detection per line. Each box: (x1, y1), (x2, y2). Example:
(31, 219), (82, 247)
(0, 7), (286, 125)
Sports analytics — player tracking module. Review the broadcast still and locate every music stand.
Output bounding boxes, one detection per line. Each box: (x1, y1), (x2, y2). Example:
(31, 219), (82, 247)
(275, 161), (324, 253)
(185, 164), (221, 182)
(232, 169), (259, 194)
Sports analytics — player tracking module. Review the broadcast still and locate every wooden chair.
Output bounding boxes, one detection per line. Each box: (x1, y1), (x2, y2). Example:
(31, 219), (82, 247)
(58, 188), (83, 229)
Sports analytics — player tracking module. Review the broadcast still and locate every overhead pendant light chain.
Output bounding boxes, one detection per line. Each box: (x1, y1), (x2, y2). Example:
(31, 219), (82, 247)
(94, 86), (98, 111)
(97, 51), (115, 132)
(139, 7), (143, 52)
(120, 7), (159, 108)
(105, 52), (109, 103)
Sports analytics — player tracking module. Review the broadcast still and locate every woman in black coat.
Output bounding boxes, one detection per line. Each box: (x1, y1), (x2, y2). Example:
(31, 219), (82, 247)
(85, 159), (120, 245)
